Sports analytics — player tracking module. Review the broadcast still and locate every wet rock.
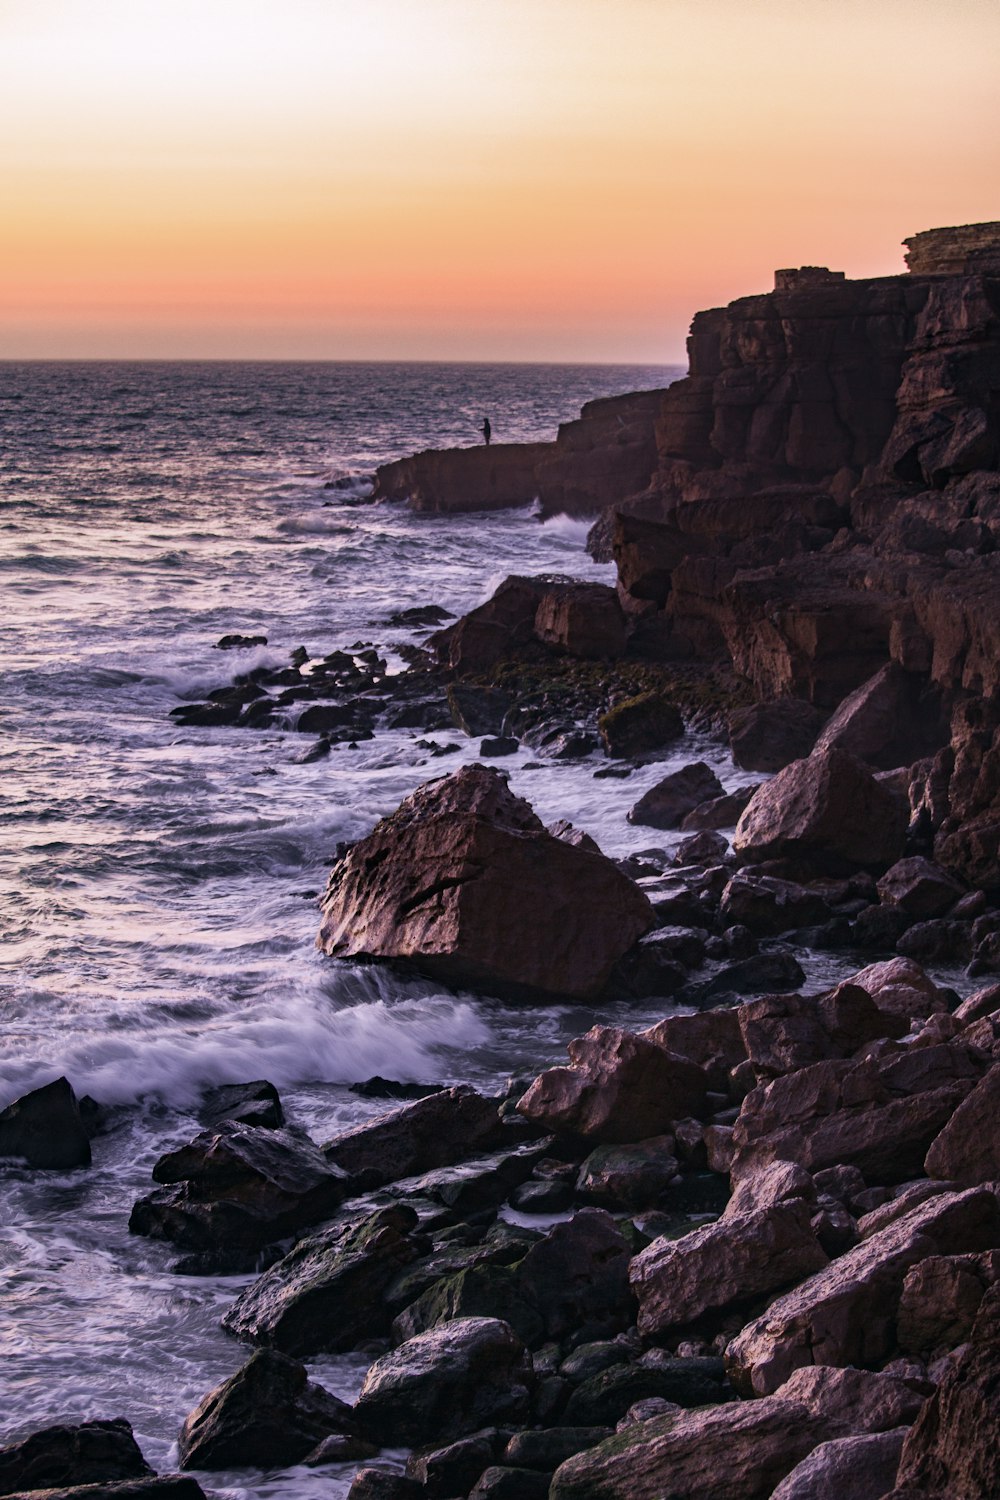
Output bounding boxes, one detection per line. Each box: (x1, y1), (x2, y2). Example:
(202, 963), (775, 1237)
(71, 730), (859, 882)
(606, 935), (689, 1001)
(597, 693), (684, 758)
(631, 1200), (827, 1336)
(353, 1317), (533, 1445)
(177, 1348), (358, 1470)
(729, 699), (826, 773)
(216, 633), (267, 649)
(348, 1469), (423, 1500)
(719, 871), (833, 935)
(513, 1209), (634, 1342)
(770, 1428), (909, 1500)
(348, 1078), (444, 1101)
(388, 605), (454, 629)
(479, 736), (519, 756)
(405, 1429), (502, 1496)
(317, 766), (653, 1001)
(198, 1081), (284, 1131)
(559, 1341), (631, 1383)
(322, 1087), (507, 1189)
(877, 857), (965, 918)
(222, 1205), (424, 1355)
(128, 1122), (346, 1268)
(925, 1062), (1000, 1184)
(575, 1138), (678, 1211)
(733, 749), (908, 870)
(516, 1026), (707, 1144)
(446, 683), (511, 737)
(3, 1481), (208, 1499)
(0, 1076), (91, 1170)
(726, 1185), (1000, 1396)
(0, 1420), (153, 1494)
(550, 1394), (844, 1500)
(627, 763), (725, 830)
(502, 1427), (614, 1472)
(562, 1358), (730, 1427)
(691, 950), (806, 1002)
(680, 784), (759, 831)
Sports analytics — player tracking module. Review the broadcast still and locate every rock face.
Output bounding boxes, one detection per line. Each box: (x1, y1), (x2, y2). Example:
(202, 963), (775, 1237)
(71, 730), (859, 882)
(0, 1076), (91, 1169)
(371, 442), (550, 513)
(316, 765), (654, 1001)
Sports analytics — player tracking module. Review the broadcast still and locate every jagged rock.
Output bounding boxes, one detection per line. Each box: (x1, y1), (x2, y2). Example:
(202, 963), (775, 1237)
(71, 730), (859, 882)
(353, 1317), (533, 1445)
(812, 663), (943, 769)
(893, 1277), (1000, 1495)
(3, 1482), (208, 1499)
(877, 858), (965, 918)
(725, 1186), (1000, 1396)
(719, 872), (833, 935)
(317, 766), (653, 1000)
(627, 762), (725, 830)
(631, 1200), (827, 1336)
(513, 1209), (634, 1342)
(372, 443), (550, 513)
(680, 784), (760, 831)
(690, 949), (806, 1002)
(729, 700), (827, 773)
(596, 694), (684, 757)
(177, 1349), (358, 1469)
(405, 1429), (501, 1496)
(733, 750), (908, 870)
(0, 1077), (91, 1170)
(533, 582), (627, 659)
(770, 1429), (909, 1500)
(723, 1160), (816, 1220)
(897, 1251), (1000, 1355)
(673, 829), (729, 864)
(775, 1363), (927, 1433)
(198, 1081), (284, 1131)
(642, 1008), (747, 1090)
(849, 956), (949, 1024)
(516, 1026), (707, 1144)
(0, 1420), (152, 1494)
(575, 1139), (678, 1210)
(925, 1062), (1000, 1184)
(735, 985), (889, 1080)
(221, 1205), (424, 1355)
(128, 1121), (346, 1268)
(322, 1087), (506, 1188)
(549, 1395), (846, 1500)
(502, 1427), (614, 1473)
(562, 1358), (730, 1428)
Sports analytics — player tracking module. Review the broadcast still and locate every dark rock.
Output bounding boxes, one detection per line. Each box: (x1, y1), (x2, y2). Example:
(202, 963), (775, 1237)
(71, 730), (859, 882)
(216, 634), (267, 649)
(691, 950), (806, 1002)
(597, 694), (684, 758)
(674, 829), (729, 865)
(348, 1470), (423, 1500)
(575, 1139), (678, 1211)
(770, 1428), (909, 1500)
(354, 1317), (533, 1445)
(627, 762), (726, 830)
(348, 1077), (445, 1101)
(479, 736), (519, 757)
(177, 1348), (358, 1470)
(388, 605), (455, 628)
(878, 857), (966, 918)
(503, 1427), (613, 1473)
(323, 1087), (506, 1189)
(729, 700), (827, 773)
(0, 1482), (208, 1500)
(813, 663), (944, 770)
(720, 872), (833, 935)
(468, 1465), (551, 1500)
(199, 1081), (284, 1131)
(0, 1420), (152, 1494)
(446, 684), (511, 736)
(317, 766), (653, 1001)
(0, 1077), (91, 1170)
(406, 1430), (501, 1496)
(562, 1357), (730, 1427)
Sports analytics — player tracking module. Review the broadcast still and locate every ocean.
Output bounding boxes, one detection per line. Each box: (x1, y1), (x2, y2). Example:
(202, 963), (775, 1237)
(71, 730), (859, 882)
(0, 358), (883, 1497)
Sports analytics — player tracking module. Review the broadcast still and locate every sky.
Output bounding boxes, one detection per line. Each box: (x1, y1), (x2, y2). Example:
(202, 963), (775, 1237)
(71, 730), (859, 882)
(1, 0), (998, 362)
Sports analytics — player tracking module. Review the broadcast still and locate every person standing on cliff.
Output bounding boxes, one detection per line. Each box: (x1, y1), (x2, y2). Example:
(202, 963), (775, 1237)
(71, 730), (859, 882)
(481, 417), (491, 446)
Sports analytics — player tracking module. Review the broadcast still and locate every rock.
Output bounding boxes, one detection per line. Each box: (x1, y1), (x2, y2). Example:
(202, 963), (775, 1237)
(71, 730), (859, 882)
(729, 699), (826, 773)
(680, 784), (760, 831)
(733, 750), (908, 870)
(692, 950), (806, 1002)
(513, 1209), (634, 1342)
(723, 1160), (816, 1220)
(221, 1205), (424, 1355)
(372, 443), (550, 514)
(0, 1077), (91, 1170)
(627, 763), (725, 830)
(479, 735), (519, 756)
(128, 1121), (346, 1269)
(719, 872), (833, 935)
(0, 1482), (208, 1499)
(348, 1077), (445, 1101)
(812, 663), (942, 770)
(877, 857), (966, 918)
(575, 1139), (678, 1210)
(597, 694), (684, 758)
(428, 576), (548, 673)
(735, 986), (888, 1081)
(547, 820), (601, 853)
(0, 1420), (152, 1493)
(199, 1081), (284, 1131)
(848, 955), (949, 1024)
(348, 1469), (424, 1500)
(216, 632), (267, 649)
(446, 684), (511, 737)
(776, 1363), (927, 1432)
(516, 1027), (707, 1144)
(562, 1358), (730, 1427)
(502, 1427), (614, 1472)
(770, 1428), (909, 1500)
(322, 1087), (506, 1189)
(177, 1348), (358, 1469)
(897, 1251), (1000, 1355)
(549, 1395), (846, 1500)
(353, 1317), (533, 1445)
(631, 1200), (827, 1335)
(405, 1430), (501, 1496)
(317, 766), (654, 1000)
(643, 1008), (747, 1091)
(726, 1185), (1000, 1396)
(468, 1466), (550, 1500)
(533, 581), (627, 659)
(893, 1279), (1000, 1496)
(673, 829), (729, 865)
(925, 1062), (1000, 1184)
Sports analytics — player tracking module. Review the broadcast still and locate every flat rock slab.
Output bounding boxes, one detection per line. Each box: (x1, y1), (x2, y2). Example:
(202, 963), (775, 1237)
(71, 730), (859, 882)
(770, 1428), (909, 1500)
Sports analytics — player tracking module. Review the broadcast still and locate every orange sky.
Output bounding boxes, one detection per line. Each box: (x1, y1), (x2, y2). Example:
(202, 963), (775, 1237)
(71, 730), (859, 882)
(2, 0), (998, 361)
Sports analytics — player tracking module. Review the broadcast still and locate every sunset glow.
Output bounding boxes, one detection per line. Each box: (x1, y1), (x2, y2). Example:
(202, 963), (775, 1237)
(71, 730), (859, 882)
(3, 0), (998, 360)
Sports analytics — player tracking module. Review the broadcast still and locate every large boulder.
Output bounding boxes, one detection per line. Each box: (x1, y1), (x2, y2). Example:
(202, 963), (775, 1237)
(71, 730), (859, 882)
(631, 1201), (828, 1336)
(725, 1186), (1000, 1396)
(597, 694), (684, 757)
(627, 762), (725, 829)
(533, 581), (627, 659)
(516, 1026), (707, 1143)
(0, 1077), (91, 1170)
(733, 749), (908, 870)
(322, 1087), (507, 1189)
(728, 698), (826, 772)
(353, 1317), (533, 1445)
(770, 1429), (909, 1500)
(178, 1349), (359, 1469)
(876, 857), (965, 918)
(925, 1062), (1000, 1184)
(812, 662), (941, 769)
(0, 1420), (152, 1493)
(316, 766), (654, 1001)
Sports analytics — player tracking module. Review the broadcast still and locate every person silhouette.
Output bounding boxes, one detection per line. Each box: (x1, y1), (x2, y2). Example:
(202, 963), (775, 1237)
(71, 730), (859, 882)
(481, 417), (492, 446)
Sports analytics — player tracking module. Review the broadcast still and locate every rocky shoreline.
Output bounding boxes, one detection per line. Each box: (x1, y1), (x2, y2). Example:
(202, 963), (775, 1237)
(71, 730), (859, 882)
(3, 221), (1000, 1499)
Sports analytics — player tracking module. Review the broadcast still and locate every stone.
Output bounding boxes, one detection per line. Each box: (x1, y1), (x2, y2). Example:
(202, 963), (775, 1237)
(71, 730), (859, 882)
(128, 1121), (347, 1269)
(596, 693), (684, 758)
(673, 829), (730, 865)
(692, 950), (806, 1002)
(468, 1466), (550, 1500)
(502, 1427), (614, 1472)
(221, 1205), (424, 1355)
(549, 1396), (846, 1500)
(447, 683), (512, 737)
(812, 663), (942, 770)
(733, 750), (908, 870)
(643, 1007), (747, 1090)
(726, 1186), (1000, 1396)
(322, 1087), (506, 1189)
(348, 1469), (424, 1500)
(776, 1363), (926, 1433)
(561, 1358), (730, 1428)
(317, 766), (653, 1001)
(513, 1209), (634, 1342)
(770, 1428), (909, 1500)
(925, 1062), (1000, 1184)
(533, 581), (627, 659)
(680, 784), (760, 831)
(516, 1027), (707, 1144)
(0, 1420), (152, 1493)
(198, 1081), (284, 1131)
(893, 1279), (1000, 1496)
(0, 1482), (208, 1499)
(849, 956), (949, 1024)
(0, 1076), (91, 1170)
(897, 1251), (1000, 1355)
(877, 857), (965, 918)
(372, 443), (551, 514)
(575, 1139), (678, 1210)
(729, 699), (827, 773)
(631, 1200), (827, 1335)
(177, 1348), (357, 1470)
(405, 1429), (501, 1496)
(353, 1317), (533, 1445)
(723, 1160), (816, 1219)
(719, 872), (832, 936)
(735, 988), (886, 1081)
(627, 763), (725, 830)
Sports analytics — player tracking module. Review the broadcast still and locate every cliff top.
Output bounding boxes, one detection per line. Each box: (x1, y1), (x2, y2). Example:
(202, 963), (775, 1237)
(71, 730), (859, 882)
(904, 221), (1000, 276)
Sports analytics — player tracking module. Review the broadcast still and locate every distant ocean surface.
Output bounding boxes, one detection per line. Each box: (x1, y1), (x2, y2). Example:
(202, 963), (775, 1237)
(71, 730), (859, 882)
(0, 356), (774, 1496)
